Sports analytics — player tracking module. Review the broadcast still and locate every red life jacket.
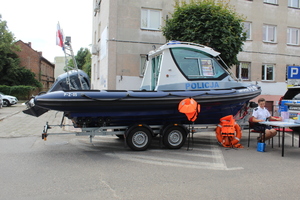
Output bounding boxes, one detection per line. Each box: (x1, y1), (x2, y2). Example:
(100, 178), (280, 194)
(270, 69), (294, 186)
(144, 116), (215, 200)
(178, 98), (200, 122)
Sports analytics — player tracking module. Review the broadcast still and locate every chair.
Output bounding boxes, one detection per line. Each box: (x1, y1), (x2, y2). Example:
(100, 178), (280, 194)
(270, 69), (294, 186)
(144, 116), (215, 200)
(247, 116), (266, 147)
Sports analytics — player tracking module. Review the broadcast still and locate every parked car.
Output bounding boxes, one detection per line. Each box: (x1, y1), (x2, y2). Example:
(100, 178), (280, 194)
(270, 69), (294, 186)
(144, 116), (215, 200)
(0, 92), (18, 107)
(278, 86), (300, 118)
(279, 86), (300, 132)
(0, 95), (3, 108)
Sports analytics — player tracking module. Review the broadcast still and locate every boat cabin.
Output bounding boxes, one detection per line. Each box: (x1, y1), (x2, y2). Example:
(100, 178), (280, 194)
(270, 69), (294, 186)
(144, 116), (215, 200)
(140, 41), (237, 91)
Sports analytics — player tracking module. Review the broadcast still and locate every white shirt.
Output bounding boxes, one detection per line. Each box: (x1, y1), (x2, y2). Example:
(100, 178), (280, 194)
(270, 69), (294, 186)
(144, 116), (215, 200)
(252, 107), (271, 121)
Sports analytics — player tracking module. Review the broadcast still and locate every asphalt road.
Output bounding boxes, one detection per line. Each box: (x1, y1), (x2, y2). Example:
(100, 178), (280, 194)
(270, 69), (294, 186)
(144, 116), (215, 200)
(1, 103), (300, 200)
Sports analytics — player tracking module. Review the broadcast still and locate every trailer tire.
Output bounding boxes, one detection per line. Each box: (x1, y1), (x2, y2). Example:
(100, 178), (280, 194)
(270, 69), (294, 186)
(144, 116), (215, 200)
(126, 126), (152, 151)
(163, 126), (187, 149)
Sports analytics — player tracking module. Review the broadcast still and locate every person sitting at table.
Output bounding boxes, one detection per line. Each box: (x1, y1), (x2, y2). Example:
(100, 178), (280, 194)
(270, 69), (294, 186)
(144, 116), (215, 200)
(252, 98), (282, 142)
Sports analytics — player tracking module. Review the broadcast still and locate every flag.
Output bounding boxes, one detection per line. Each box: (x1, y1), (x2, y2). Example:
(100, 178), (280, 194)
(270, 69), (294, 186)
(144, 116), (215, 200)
(56, 22), (64, 50)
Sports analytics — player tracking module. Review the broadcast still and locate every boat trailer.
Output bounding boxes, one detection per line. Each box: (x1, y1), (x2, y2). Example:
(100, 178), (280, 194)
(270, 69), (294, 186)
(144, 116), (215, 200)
(41, 119), (217, 151)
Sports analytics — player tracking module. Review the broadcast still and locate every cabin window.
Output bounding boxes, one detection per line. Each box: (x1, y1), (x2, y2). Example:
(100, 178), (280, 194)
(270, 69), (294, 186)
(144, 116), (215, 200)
(170, 47), (227, 80)
(140, 54), (147, 77)
(151, 55), (162, 90)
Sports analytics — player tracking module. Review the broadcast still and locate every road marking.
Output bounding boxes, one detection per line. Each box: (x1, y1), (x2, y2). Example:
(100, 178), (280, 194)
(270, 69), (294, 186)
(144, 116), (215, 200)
(68, 132), (244, 170)
(105, 145), (243, 170)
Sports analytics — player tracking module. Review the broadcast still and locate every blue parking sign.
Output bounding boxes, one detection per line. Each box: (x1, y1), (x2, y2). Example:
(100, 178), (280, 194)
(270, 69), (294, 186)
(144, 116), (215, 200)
(288, 66), (300, 79)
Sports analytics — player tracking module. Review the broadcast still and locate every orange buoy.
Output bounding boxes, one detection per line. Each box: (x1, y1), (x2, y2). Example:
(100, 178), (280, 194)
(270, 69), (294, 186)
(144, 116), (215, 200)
(215, 115), (243, 148)
(178, 98), (200, 122)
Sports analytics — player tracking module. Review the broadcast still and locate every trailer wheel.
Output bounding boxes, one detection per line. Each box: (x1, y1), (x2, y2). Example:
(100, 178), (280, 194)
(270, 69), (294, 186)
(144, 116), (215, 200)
(163, 126), (187, 149)
(126, 126), (152, 151)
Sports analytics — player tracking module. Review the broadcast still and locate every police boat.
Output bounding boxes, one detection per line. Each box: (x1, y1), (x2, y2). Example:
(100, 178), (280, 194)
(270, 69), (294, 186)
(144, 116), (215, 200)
(23, 41), (261, 127)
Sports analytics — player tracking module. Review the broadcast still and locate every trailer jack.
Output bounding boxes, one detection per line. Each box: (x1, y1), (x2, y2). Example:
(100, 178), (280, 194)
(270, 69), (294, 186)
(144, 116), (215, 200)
(42, 122), (51, 141)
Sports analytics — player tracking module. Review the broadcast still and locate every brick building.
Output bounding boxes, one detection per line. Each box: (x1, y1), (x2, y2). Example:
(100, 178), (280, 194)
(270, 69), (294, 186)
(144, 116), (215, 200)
(15, 40), (55, 92)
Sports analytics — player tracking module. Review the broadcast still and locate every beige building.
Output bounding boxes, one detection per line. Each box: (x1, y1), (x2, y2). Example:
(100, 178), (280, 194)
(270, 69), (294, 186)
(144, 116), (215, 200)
(91, 0), (300, 110)
(54, 56), (72, 79)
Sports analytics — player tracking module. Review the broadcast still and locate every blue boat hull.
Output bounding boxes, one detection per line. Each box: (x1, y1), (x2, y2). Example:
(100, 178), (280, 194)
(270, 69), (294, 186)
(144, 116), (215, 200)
(24, 87), (260, 126)
(67, 100), (246, 126)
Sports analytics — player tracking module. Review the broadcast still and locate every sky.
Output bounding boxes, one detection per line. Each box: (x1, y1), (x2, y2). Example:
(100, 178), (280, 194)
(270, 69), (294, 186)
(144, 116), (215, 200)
(0, 0), (93, 63)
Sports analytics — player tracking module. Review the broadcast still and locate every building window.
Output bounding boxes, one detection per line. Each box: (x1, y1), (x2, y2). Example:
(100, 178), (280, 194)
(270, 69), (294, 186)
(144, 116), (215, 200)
(289, 0), (300, 8)
(141, 8), (161, 30)
(287, 28), (300, 45)
(264, 0), (278, 4)
(236, 62), (250, 80)
(140, 54), (147, 77)
(263, 25), (277, 43)
(262, 64), (275, 81)
(242, 22), (251, 40)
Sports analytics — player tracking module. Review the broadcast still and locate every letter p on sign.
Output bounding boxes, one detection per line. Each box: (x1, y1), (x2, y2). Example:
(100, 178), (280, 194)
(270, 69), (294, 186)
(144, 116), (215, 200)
(291, 68), (298, 78)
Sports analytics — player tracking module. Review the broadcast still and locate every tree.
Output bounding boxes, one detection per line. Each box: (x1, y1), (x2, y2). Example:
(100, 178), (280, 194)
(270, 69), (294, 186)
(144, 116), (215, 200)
(0, 15), (20, 76)
(68, 47), (91, 77)
(5, 66), (42, 88)
(162, 0), (246, 67)
(0, 15), (42, 87)
(82, 50), (91, 78)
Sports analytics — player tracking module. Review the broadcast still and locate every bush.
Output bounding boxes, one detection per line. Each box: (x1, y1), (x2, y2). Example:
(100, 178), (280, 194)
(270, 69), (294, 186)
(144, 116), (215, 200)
(0, 85), (36, 100)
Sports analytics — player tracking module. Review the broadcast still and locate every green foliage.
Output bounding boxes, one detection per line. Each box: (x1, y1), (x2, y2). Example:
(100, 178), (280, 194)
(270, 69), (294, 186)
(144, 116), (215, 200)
(162, 0), (246, 67)
(5, 66), (42, 88)
(68, 48), (90, 69)
(67, 47), (91, 77)
(0, 15), (20, 75)
(0, 85), (36, 99)
(82, 50), (91, 77)
(0, 15), (43, 88)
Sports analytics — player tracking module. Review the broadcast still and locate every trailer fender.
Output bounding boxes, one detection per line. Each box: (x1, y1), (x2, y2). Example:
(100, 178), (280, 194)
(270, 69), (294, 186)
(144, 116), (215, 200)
(125, 124), (153, 137)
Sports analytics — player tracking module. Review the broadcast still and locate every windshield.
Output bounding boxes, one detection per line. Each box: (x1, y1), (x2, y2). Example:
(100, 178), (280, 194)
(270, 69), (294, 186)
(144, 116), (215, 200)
(170, 47), (227, 80)
(293, 93), (300, 100)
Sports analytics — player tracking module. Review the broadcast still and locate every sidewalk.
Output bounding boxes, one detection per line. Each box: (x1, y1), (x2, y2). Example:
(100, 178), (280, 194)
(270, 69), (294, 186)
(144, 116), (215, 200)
(0, 103), (68, 138)
(0, 103), (25, 121)
(0, 102), (81, 138)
